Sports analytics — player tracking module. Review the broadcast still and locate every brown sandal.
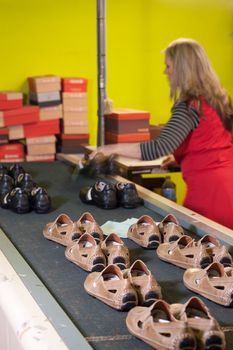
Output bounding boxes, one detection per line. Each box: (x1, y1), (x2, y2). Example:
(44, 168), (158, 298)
(157, 235), (212, 269)
(65, 233), (106, 272)
(127, 215), (161, 249)
(183, 262), (233, 307)
(124, 259), (162, 306)
(43, 213), (81, 246)
(197, 234), (233, 267)
(171, 296), (226, 350)
(126, 299), (196, 350)
(100, 232), (130, 270)
(158, 214), (184, 243)
(84, 264), (138, 311)
(76, 212), (104, 243)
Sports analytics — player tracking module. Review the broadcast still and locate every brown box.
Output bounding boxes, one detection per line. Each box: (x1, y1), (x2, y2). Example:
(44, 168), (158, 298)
(39, 105), (62, 121)
(26, 135), (56, 145)
(63, 107), (88, 121)
(105, 108), (150, 134)
(63, 124), (88, 134)
(28, 75), (61, 93)
(27, 143), (56, 156)
(62, 92), (87, 109)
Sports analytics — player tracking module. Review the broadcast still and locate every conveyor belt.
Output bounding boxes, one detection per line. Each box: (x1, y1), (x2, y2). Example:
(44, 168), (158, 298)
(0, 161), (232, 350)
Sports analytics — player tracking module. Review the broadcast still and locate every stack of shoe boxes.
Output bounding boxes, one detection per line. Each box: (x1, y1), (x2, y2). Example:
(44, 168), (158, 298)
(0, 91), (39, 162)
(58, 78), (89, 153)
(104, 108), (150, 144)
(8, 76), (61, 162)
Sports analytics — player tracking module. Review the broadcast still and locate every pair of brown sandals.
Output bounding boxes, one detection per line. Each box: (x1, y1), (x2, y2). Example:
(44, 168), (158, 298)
(127, 214), (184, 249)
(157, 234), (233, 270)
(126, 296), (226, 350)
(43, 212), (130, 272)
(84, 260), (162, 311)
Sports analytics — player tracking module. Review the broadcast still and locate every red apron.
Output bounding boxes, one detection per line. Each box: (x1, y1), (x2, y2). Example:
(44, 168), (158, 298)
(174, 99), (233, 229)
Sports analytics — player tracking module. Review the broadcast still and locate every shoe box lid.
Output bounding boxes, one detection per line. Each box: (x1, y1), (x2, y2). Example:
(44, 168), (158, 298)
(39, 104), (63, 121)
(28, 75), (61, 93)
(0, 91), (23, 111)
(62, 78), (88, 93)
(8, 119), (60, 140)
(0, 106), (40, 127)
(105, 108), (150, 120)
(105, 131), (150, 143)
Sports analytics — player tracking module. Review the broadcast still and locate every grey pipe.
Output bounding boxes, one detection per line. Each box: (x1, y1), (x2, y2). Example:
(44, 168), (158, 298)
(97, 0), (106, 146)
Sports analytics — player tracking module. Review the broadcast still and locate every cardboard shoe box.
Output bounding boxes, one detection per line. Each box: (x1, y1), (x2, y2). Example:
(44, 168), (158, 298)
(0, 143), (25, 162)
(29, 91), (61, 107)
(26, 135), (56, 155)
(28, 75), (61, 93)
(9, 119), (60, 140)
(0, 106), (39, 127)
(62, 78), (88, 92)
(39, 105), (62, 121)
(63, 106), (88, 121)
(105, 108), (150, 134)
(26, 154), (55, 162)
(62, 120), (88, 134)
(62, 92), (87, 109)
(0, 91), (23, 110)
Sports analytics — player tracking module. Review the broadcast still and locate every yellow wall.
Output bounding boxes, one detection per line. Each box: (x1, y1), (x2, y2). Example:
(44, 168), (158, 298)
(0, 0), (232, 146)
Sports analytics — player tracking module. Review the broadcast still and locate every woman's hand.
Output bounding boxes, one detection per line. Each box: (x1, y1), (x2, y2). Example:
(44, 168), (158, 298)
(161, 154), (177, 169)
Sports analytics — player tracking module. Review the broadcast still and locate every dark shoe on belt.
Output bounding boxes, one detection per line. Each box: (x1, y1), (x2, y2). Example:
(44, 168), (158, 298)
(0, 164), (8, 177)
(8, 163), (25, 183)
(0, 174), (15, 207)
(116, 182), (141, 208)
(30, 187), (51, 213)
(3, 187), (30, 213)
(79, 180), (117, 209)
(16, 173), (37, 194)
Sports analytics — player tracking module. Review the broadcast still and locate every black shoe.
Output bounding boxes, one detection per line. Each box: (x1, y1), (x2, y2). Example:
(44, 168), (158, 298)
(2, 187), (30, 213)
(30, 187), (51, 213)
(115, 182), (141, 208)
(79, 181), (117, 209)
(0, 174), (15, 207)
(8, 164), (25, 183)
(16, 173), (37, 194)
(0, 164), (8, 177)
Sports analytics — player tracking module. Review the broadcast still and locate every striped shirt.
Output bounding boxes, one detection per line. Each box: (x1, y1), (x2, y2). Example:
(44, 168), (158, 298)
(140, 101), (200, 160)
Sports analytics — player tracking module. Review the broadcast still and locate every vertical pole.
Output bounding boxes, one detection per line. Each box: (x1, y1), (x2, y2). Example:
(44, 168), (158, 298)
(97, 0), (106, 146)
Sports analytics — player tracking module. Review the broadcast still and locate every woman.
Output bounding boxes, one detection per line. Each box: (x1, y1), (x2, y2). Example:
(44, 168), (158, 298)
(91, 38), (233, 229)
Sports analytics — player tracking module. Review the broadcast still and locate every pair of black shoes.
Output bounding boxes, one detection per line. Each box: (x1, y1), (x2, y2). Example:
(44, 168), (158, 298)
(0, 164), (51, 214)
(79, 180), (141, 209)
(1, 186), (51, 214)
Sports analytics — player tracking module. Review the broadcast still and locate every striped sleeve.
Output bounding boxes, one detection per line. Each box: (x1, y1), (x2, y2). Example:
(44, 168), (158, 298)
(140, 101), (200, 160)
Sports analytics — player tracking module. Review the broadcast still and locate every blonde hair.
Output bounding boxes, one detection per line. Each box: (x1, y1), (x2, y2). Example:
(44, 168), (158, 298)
(165, 38), (233, 131)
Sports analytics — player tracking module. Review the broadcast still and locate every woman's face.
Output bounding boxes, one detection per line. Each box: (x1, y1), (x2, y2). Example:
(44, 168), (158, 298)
(164, 55), (173, 82)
